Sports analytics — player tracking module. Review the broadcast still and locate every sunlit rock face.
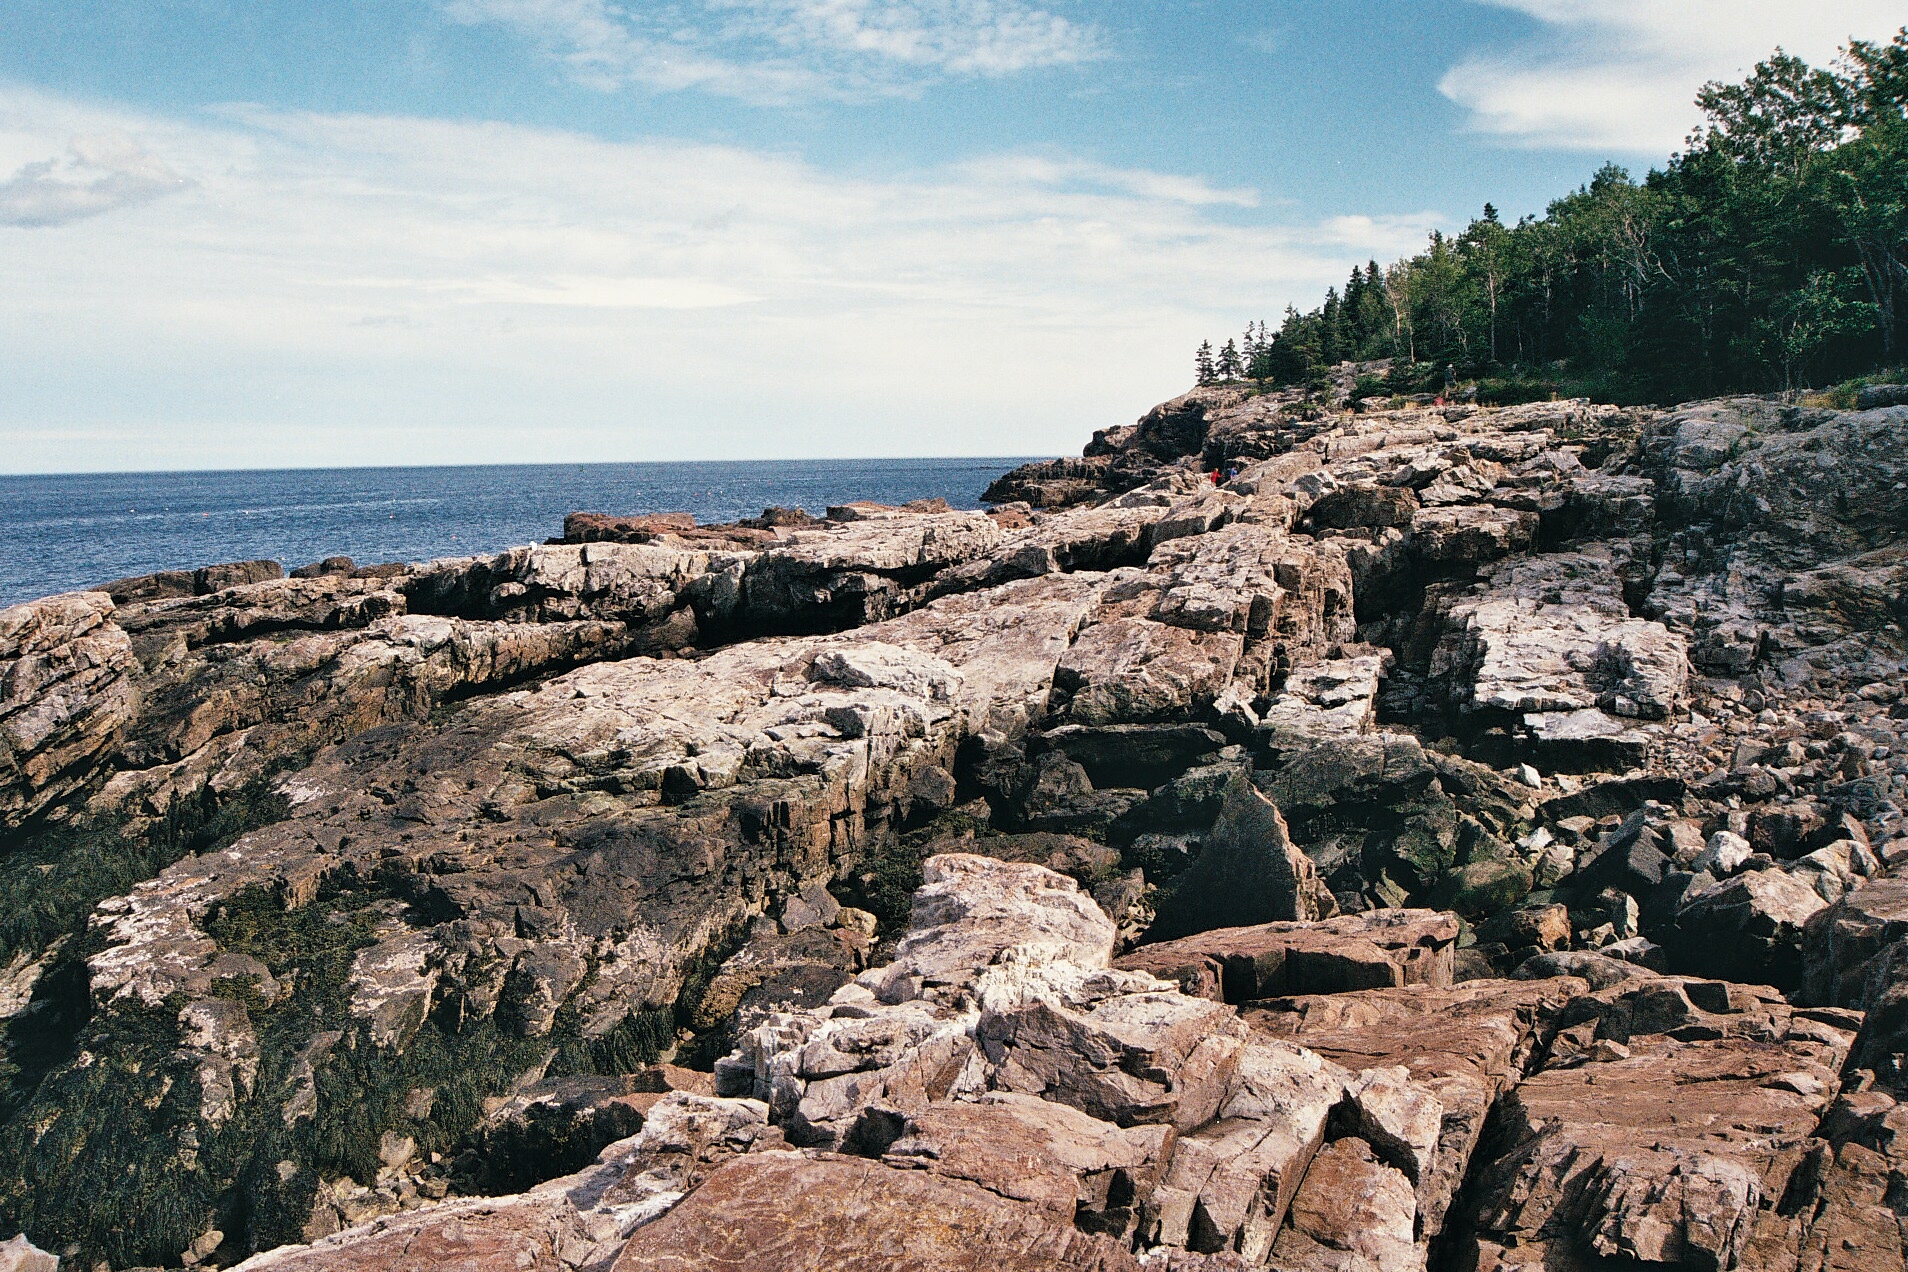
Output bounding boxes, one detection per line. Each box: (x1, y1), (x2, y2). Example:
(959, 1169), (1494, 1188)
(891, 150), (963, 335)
(10, 389), (1908, 1269)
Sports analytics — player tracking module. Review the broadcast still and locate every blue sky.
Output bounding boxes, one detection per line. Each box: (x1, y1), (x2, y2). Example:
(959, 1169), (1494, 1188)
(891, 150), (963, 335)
(0, 1), (1901, 472)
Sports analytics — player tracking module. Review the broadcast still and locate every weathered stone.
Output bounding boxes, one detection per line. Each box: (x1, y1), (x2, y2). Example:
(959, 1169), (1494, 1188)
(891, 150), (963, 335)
(177, 996), (260, 1125)
(0, 1235), (57, 1272)
(1256, 734), (1455, 903)
(1671, 867), (1830, 989)
(877, 1093), (1171, 1238)
(1272, 1137), (1423, 1272)
(685, 924), (863, 1037)
(1463, 1022), (1853, 1271)
(1148, 774), (1332, 939)
(1697, 829), (1754, 875)
(233, 1094), (777, 1272)
(885, 853), (1116, 994)
(1114, 909), (1458, 1003)
(979, 971), (1249, 1131)
(1514, 949), (1651, 990)
(27, 389), (1908, 1271)
(1144, 1038), (1349, 1260)
(1409, 506), (1537, 563)
(613, 1150), (1143, 1271)
(0, 590), (139, 827)
(1245, 977), (1587, 1237)
(1339, 1065), (1443, 1186)
(1056, 615), (1242, 727)
(1476, 903), (1571, 954)
(1434, 856), (1533, 919)
(1432, 553), (1686, 724)
(1803, 874), (1908, 1078)
(1257, 654), (1388, 758)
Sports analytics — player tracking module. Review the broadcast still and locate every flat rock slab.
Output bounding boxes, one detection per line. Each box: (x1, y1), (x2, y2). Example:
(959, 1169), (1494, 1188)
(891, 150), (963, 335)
(611, 1151), (1142, 1271)
(1114, 909), (1458, 1003)
(228, 1192), (585, 1272)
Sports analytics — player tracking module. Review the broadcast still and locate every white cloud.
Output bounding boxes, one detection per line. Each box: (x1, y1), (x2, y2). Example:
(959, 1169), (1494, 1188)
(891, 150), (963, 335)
(0, 87), (1436, 472)
(440, 0), (1105, 101)
(0, 134), (190, 226)
(1443, 0), (1906, 151)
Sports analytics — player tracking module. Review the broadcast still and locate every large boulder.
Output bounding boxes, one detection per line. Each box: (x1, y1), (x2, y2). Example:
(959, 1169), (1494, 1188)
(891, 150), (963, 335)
(1115, 909), (1458, 1002)
(1669, 868), (1830, 990)
(1257, 734), (1458, 905)
(1147, 774), (1333, 939)
(0, 591), (139, 827)
(1803, 874), (1908, 1079)
(1245, 977), (1588, 1237)
(0, 1236), (57, 1272)
(1269, 1137), (1422, 1272)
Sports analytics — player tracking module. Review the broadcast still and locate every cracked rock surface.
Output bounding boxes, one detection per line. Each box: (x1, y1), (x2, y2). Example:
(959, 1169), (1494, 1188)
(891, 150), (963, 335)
(7, 386), (1908, 1269)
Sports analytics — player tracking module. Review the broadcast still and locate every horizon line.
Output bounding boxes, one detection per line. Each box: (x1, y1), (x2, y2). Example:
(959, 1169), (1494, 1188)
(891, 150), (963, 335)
(0, 453), (1055, 482)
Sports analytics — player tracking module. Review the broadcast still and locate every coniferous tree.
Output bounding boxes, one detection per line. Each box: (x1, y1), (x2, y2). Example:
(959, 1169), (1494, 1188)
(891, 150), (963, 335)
(1217, 338), (1243, 380)
(1221, 29), (1908, 400)
(1320, 288), (1345, 365)
(1342, 267), (1369, 351)
(1194, 340), (1217, 386)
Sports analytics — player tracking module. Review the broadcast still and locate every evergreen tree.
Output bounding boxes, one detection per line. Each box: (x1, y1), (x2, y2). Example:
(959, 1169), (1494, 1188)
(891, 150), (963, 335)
(1319, 289), (1344, 365)
(1214, 29), (1908, 400)
(1217, 338), (1243, 380)
(1342, 267), (1369, 351)
(1194, 340), (1217, 386)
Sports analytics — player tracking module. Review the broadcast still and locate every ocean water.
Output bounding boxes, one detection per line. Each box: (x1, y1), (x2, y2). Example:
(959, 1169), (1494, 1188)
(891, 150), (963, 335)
(0, 457), (1038, 609)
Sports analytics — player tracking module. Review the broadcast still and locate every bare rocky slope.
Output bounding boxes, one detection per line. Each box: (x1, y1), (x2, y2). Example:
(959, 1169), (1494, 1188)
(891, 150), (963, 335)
(4, 382), (1908, 1270)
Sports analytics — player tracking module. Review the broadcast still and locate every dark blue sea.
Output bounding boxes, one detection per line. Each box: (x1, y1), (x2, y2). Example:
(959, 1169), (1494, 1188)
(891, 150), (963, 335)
(0, 458), (1038, 609)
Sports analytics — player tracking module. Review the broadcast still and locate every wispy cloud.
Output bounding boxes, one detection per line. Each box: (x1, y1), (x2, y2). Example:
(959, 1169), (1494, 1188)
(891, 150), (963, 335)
(0, 134), (190, 227)
(439, 0), (1106, 100)
(952, 155), (1261, 208)
(1441, 0), (1906, 151)
(0, 88), (1435, 470)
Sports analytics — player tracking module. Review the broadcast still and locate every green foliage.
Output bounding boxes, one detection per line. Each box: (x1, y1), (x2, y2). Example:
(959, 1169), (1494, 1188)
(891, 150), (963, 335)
(1194, 340), (1216, 387)
(1383, 361), (1444, 396)
(1818, 365), (1908, 408)
(1475, 376), (1563, 407)
(1201, 29), (1908, 399)
(0, 990), (218, 1268)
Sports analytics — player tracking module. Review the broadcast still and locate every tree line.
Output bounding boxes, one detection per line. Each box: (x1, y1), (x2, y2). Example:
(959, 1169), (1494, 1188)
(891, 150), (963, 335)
(1197, 31), (1908, 404)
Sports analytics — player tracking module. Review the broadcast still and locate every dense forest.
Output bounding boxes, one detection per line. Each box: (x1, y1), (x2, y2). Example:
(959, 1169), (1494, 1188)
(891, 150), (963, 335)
(1198, 31), (1908, 405)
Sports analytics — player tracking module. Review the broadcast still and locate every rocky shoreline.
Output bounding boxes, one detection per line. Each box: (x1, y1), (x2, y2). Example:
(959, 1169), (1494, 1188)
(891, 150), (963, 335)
(4, 381), (1908, 1270)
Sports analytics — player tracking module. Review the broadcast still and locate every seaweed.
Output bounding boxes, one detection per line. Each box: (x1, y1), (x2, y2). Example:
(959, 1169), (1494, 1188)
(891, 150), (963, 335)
(0, 777), (292, 967)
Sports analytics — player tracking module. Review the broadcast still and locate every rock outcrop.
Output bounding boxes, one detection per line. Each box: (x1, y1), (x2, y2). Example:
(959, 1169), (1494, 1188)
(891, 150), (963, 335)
(7, 387), (1908, 1269)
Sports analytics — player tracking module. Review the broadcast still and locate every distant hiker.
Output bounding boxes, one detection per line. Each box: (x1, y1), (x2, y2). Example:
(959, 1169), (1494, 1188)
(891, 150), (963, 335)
(1226, 466), (1239, 482)
(1210, 469), (1221, 485)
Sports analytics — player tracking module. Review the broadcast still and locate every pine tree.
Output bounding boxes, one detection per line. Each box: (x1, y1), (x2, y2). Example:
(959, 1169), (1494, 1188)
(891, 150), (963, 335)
(1192, 35), (1908, 401)
(1320, 288), (1344, 365)
(1194, 340), (1217, 386)
(1342, 267), (1369, 353)
(1217, 338), (1243, 380)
